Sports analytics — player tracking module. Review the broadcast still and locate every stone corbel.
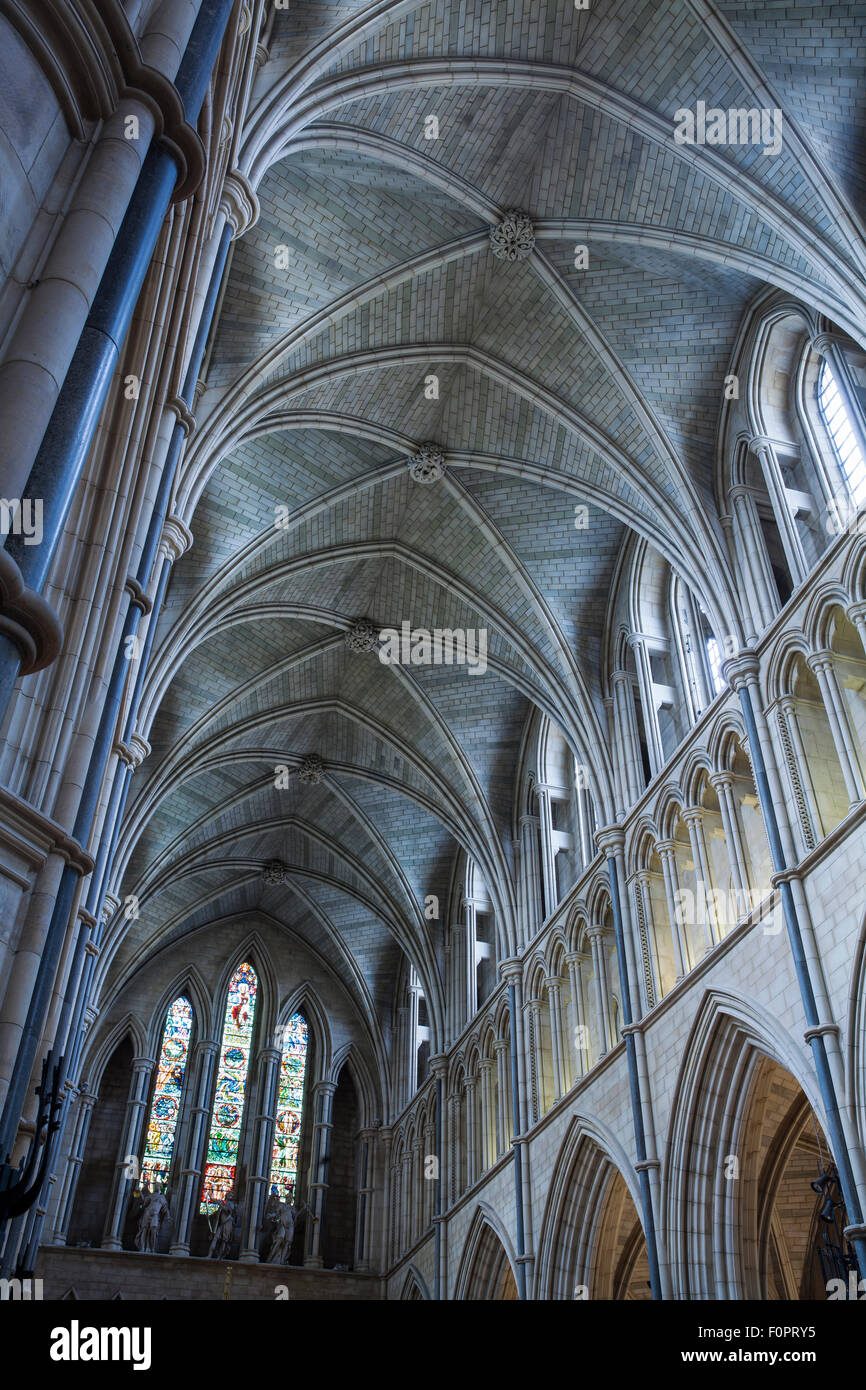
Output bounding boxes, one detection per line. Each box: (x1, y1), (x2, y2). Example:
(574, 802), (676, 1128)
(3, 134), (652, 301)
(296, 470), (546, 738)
(166, 395), (196, 439)
(0, 549), (63, 675)
(159, 514), (193, 564)
(220, 170), (261, 239)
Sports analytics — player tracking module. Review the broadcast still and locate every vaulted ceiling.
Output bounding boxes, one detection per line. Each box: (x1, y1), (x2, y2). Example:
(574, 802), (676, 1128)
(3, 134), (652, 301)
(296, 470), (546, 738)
(107, 0), (866, 1087)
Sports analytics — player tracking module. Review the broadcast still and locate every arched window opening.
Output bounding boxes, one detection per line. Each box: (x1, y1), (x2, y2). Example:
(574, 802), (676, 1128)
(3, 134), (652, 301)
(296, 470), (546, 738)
(269, 1012), (309, 1204)
(201, 962), (258, 1213)
(819, 361), (866, 508)
(141, 996), (192, 1192)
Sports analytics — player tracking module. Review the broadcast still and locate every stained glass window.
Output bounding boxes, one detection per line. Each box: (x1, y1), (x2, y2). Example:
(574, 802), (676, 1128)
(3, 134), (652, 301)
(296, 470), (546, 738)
(142, 996), (192, 1192)
(268, 1013), (309, 1203)
(820, 360), (866, 507)
(200, 962), (258, 1213)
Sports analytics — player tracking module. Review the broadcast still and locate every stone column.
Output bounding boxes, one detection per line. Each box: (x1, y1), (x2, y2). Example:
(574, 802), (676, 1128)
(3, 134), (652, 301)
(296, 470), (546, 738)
(407, 981), (421, 1100)
(808, 650), (866, 808)
(447, 1091), (462, 1203)
(612, 670), (644, 805)
(378, 1126), (392, 1271)
(463, 898), (478, 1019)
(305, 1079), (336, 1267)
(728, 486), (780, 631)
(493, 1039), (510, 1155)
(586, 928), (612, 1055)
(478, 1059), (494, 1171)
(546, 977), (566, 1100)
(410, 1136), (422, 1245)
(525, 998), (544, 1120)
(102, 1055), (155, 1250)
(846, 601), (866, 664)
(682, 808), (719, 951)
(631, 871), (659, 1010)
(519, 814), (543, 941)
(399, 1148), (411, 1252)
(51, 1087), (96, 1245)
(749, 436), (808, 588)
(656, 839), (689, 979)
(564, 951), (589, 1076)
(169, 1038), (219, 1256)
(519, 812), (542, 924)
(709, 772), (750, 912)
(393, 1006), (408, 1112)
(776, 695), (820, 849)
(464, 1077), (478, 1187)
(629, 634), (664, 776)
(448, 922), (465, 1041)
(238, 1045), (281, 1263)
(534, 786), (557, 916)
(354, 1127), (376, 1271)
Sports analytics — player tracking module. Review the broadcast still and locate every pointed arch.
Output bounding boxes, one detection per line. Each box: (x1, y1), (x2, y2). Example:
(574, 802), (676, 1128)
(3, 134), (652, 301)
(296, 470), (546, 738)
(534, 1114), (646, 1300)
(662, 988), (825, 1298)
(400, 1265), (430, 1300)
(453, 1203), (519, 1301)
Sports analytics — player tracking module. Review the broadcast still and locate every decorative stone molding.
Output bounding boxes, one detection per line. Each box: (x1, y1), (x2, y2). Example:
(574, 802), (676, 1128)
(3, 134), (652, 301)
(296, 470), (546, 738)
(0, 548), (63, 675)
(721, 648), (760, 690)
(166, 395), (196, 438)
(811, 332), (860, 358)
(0, 0), (205, 197)
(220, 169), (261, 239)
(263, 860), (290, 885)
(124, 577), (152, 616)
(344, 617), (379, 653)
(407, 441), (446, 484)
(489, 209), (535, 262)
(594, 824), (626, 857)
(298, 753), (324, 784)
(159, 515), (193, 564)
(129, 734), (151, 768)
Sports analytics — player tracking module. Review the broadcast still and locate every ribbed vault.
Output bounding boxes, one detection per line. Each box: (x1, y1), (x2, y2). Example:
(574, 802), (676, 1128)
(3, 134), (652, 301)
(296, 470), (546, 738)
(103, 0), (866, 1109)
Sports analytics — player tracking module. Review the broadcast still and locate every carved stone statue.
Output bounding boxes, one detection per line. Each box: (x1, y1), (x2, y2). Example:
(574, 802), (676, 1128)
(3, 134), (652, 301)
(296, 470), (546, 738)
(135, 1183), (169, 1254)
(207, 1191), (237, 1260)
(266, 1198), (296, 1265)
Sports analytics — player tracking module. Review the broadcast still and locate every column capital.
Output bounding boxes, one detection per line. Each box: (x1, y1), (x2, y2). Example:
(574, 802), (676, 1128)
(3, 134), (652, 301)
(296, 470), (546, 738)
(132, 1056), (157, 1075)
(810, 331), (859, 358)
(806, 649), (835, 674)
(728, 483), (757, 504)
(585, 924), (608, 943)
(747, 434), (777, 458)
(564, 950), (588, 967)
(655, 838), (678, 857)
(166, 395), (195, 438)
(498, 956), (524, 985)
(219, 169), (261, 239)
(722, 648), (760, 690)
(594, 824), (625, 857)
(429, 1053), (449, 1080)
(681, 806), (705, 826)
(708, 770), (735, 791)
(159, 514), (193, 564)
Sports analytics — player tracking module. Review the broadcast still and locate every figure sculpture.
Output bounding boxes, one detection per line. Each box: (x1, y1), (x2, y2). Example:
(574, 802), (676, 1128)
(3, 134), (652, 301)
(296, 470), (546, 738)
(135, 1183), (169, 1254)
(266, 1198), (296, 1265)
(207, 1191), (237, 1260)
